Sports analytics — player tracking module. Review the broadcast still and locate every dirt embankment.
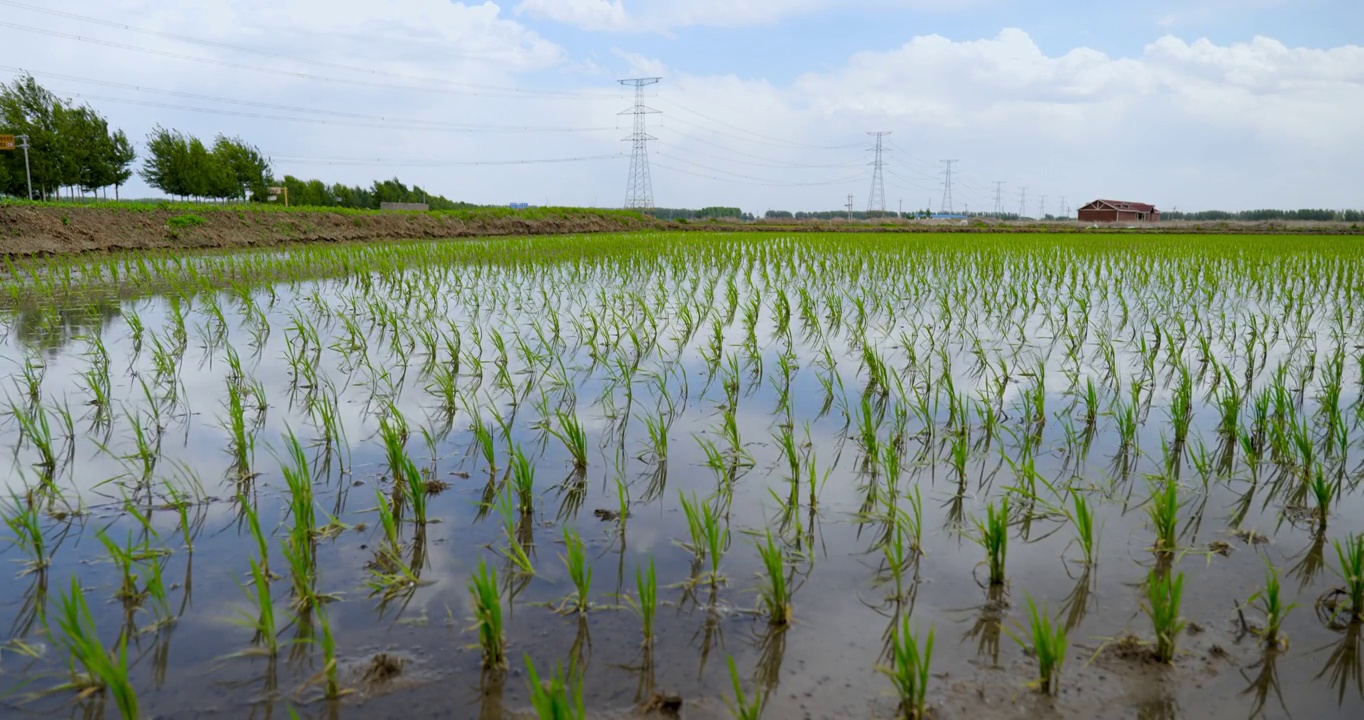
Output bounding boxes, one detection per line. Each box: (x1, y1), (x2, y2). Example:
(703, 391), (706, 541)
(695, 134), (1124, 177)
(0, 205), (659, 257)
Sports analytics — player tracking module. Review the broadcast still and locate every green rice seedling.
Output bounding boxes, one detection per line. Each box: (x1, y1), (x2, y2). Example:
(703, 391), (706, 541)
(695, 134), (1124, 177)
(1309, 467), (1333, 529)
(316, 607), (344, 699)
(525, 655), (586, 720)
(1144, 570), (1187, 663)
(11, 401), (57, 477)
(242, 554), (279, 650)
(755, 529), (791, 626)
(624, 557), (657, 646)
(726, 655), (765, 720)
(51, 577), (138, 718)
(493, 485), (535, 576)
(1012, 597), (1067, 695)
(1332, 534), (1364, 623)
(470, 408), (497, 474)
(879, 614), (933, 720)
(1146, 478), (1180, 555)
(679, 493), (728, 585)
(223, 378), (253, 475)
(642, 410), (669, 462)
(468, 559), (507, 669)
(549, 409), (589, 472)
(1068, 490), (1096, 566)
(974, 498), (1009, 586)
(511, 444), (536, 515)
(2, 493), (47, 573)
(1246, 562), (1294, 648)
(397, 450), (429, 526)
(558, 526), (593, 615)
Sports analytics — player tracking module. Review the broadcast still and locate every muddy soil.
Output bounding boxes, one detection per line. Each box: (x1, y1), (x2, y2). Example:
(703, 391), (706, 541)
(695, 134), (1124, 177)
(0, 205), (657, 256)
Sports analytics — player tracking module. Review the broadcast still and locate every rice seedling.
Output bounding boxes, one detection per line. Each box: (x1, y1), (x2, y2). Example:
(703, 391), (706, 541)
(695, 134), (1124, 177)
(511, 444), (536, 515)
(548, 409), (589, 472)
(1068, 490), (1097, 566)
(469, 559), (507, 669)
(525, 655), (586, 719)
(1144, 570), (1187, 663)
(974, 498), (1009, 586)
(627, 557), (657, 646)
(52, 577), (138, 719)
(726, 655), (765, 720)
(2, 493), (47, 574)
(1330, 534), (1364, 624)
(1309, 467), (1333, 528)
(879, 614), (933, 720)
(557, 526), (593, 615)
(1246, 562), (1294, 648)
(678, 492), (728, 585)
(1146, 478), (1180, 555)
(754, 529), (792, 626)
(1009, 597), (1067, 695)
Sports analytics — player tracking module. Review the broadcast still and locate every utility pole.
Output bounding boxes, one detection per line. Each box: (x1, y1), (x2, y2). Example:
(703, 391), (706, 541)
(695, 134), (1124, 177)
(866, 131), (891, 213)
(939, 160), (957, 215)
(16, 134), (32, 200)
(1039, 194), (1047, 220)
(846, 194), (854, 222)
(993, 181), (1005, 217)
(619, 77), (661, 209)
(1018, 187), (1028, 219)
(898, 199), (902, 218)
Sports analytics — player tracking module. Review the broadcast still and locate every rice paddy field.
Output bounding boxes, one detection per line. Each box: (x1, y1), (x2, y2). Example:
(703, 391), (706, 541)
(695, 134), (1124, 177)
(1, 231), (1363, 719)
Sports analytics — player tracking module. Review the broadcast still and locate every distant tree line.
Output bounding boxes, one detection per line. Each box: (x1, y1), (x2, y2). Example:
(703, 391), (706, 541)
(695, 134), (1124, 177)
(0, 74), (136, 200)
(1, 73), (465, 210)
(650, 206), (753, 221)
(275, 175), (470, 211)
(1162, 208), (1364, 222)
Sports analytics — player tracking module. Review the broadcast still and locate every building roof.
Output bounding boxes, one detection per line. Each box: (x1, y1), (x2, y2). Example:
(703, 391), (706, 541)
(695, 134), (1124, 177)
(1081, 199), (1158, 212)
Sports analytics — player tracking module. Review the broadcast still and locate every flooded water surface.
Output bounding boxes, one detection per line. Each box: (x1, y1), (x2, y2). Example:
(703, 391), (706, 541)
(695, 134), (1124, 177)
(1, 231), (1363, 719)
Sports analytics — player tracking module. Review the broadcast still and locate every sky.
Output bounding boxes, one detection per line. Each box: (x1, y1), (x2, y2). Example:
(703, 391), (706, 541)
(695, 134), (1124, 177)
(2, 0), (1361, 214)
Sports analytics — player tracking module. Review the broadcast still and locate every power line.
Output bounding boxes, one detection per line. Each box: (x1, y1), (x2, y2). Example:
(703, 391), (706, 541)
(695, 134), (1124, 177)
(0, 1), (590, 97)
(49, 90), (617, 135)
(940, 160), (957, 215)
(866, 131), (890, 213)
(620, 77), (660, 210)
(269, 153), (625, 168)
(0, 21), (584, 100)
(653, 94), (861, 151)
(650, 161), (863, 187)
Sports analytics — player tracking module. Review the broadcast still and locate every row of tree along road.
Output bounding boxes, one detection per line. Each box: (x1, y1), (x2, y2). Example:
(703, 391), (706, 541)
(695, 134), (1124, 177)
(0, 73), (461, 209)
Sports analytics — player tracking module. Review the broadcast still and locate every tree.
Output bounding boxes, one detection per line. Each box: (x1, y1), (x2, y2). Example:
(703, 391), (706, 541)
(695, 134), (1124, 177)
(141, 125), (192, 198)
(108, 130), (135, 200)
(213, 135), (271, 201)
(0, 73), (63, 199)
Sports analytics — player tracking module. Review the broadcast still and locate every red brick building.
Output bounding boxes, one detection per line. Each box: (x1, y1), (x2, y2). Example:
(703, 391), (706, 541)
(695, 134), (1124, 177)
(1077, 199), (1160, 223)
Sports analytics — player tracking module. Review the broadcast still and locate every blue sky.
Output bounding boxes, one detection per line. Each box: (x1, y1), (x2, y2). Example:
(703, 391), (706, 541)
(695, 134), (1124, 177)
(2, 0), (1360, 213)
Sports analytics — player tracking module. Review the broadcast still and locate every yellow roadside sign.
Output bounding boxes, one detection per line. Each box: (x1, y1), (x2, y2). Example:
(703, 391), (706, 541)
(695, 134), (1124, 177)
(0, 135), (14, 151)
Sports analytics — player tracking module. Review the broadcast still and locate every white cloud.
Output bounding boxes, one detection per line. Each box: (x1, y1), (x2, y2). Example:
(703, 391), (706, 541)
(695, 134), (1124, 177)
(2, 3), (1359, 213)
(516, 0), (630, 31)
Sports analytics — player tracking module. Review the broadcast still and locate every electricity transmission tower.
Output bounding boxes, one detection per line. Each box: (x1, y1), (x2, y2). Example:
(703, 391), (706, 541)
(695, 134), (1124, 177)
(866, 131), (891, 213)
(992, 181), (1005, 216)
(619, 77), (661, 209)
(939, 160), (957, 215)
(846, 194), (855, 222)
(1060, 196), (1068, 218)
(1039, 194), (1047, 219)
(1018, 187), (1028, 218)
